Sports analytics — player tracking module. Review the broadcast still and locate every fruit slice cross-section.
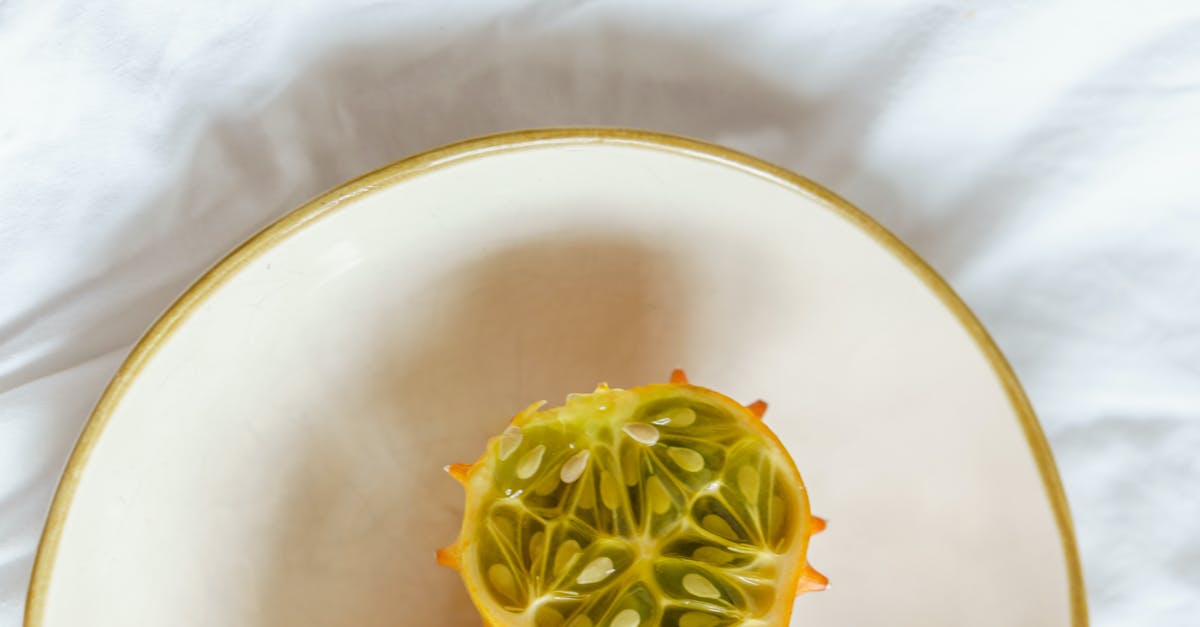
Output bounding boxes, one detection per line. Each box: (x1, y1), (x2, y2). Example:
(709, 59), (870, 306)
(440, 370), (826, 627)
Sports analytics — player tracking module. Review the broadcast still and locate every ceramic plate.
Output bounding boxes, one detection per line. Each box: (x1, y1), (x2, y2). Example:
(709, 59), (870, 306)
(27, 129), (1085, 627)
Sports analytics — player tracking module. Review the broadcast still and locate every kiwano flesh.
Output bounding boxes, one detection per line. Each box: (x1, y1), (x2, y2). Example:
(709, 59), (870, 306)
(439, 370), (826, 627)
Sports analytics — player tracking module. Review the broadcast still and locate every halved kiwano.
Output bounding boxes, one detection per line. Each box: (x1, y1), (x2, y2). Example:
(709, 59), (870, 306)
(440, 370), (826, 627)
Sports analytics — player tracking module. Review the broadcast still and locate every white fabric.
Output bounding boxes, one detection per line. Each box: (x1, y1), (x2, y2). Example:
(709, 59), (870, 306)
(2, 1), (1198, 625)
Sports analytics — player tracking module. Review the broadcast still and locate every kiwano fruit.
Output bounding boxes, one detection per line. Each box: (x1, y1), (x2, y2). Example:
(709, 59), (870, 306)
(439, 370), (826, 626)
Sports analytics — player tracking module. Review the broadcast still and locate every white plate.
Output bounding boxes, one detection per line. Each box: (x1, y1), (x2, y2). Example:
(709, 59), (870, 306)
(26, 129), (1086, 627)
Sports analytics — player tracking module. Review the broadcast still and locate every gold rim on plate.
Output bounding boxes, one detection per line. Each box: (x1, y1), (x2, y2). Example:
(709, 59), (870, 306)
(24, 128), (1088, 626)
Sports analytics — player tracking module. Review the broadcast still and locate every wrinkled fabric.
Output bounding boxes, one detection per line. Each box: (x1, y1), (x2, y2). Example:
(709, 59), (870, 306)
(2, 1), (1198, 625)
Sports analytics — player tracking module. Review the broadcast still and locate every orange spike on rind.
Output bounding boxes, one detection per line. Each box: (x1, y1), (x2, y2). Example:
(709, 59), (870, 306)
(444, 463), (472, 484)
(669, 368), (689, 384)
(811, 515), (827, 534)
(436, 544), (461, 569)
(746, 399), (768, 418)
(796, 564), (829, 594)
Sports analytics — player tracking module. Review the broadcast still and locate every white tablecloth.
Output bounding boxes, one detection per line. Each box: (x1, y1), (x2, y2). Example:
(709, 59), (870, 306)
(3, 1), (1198, 625)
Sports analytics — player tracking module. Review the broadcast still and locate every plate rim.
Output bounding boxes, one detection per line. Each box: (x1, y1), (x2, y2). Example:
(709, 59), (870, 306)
(23, 127), (1088, 626)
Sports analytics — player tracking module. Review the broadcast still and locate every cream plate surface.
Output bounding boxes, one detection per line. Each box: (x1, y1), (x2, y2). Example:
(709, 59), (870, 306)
(28, 130), (1084, 626)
